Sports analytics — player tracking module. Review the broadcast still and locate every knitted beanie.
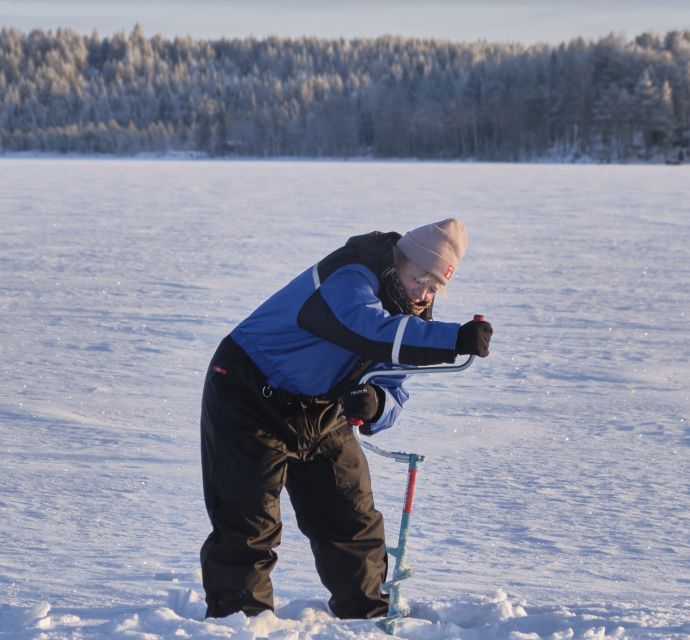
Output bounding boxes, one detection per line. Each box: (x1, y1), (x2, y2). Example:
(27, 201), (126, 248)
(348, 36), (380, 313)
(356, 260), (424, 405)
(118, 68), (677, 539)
(397, 218), (467, 282)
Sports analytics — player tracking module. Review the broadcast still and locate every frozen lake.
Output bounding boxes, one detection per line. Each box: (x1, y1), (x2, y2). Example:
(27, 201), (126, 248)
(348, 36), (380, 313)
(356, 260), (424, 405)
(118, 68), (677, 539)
(1, 158), (689, 638)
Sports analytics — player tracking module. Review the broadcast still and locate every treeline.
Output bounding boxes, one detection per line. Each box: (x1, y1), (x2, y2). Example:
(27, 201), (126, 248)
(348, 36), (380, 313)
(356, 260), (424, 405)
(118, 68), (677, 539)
(1, 25), (689, 161)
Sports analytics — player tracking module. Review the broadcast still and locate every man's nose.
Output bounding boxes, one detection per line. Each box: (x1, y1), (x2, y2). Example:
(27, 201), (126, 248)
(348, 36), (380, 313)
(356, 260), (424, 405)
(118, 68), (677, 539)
(414, 285), (434, 302)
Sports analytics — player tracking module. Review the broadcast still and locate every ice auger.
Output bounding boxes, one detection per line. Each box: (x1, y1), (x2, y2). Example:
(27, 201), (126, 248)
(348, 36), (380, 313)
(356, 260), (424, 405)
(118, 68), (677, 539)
(350, 315), (484, 636)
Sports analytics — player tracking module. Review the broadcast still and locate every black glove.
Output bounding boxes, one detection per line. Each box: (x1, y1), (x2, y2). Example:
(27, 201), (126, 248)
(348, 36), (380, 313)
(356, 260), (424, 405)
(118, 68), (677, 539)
(339, 383), (385, 423)
(456, 319), (493, 357)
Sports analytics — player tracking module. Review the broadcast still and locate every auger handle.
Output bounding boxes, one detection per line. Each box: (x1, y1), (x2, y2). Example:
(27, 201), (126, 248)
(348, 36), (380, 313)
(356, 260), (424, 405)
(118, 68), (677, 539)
(352, 312), (486, 387)
(348, 313), (487, 459)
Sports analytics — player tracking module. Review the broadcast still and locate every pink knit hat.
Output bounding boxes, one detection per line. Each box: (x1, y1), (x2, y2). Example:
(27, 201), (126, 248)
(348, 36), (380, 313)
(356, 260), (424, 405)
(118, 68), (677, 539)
(397, 218), (467, 282)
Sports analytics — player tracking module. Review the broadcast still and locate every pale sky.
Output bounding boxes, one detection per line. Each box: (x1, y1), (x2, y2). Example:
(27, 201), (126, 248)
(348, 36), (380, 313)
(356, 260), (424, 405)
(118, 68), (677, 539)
(1, 0), (689, 45)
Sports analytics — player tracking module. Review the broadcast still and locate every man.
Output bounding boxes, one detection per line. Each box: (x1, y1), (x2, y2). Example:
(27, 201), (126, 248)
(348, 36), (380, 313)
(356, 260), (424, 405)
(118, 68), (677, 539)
(200, 218), (493, 620)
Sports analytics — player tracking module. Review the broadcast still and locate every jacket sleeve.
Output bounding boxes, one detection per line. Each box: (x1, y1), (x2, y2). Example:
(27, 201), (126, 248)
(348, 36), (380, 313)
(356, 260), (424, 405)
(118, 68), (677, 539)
(297, 264), (459, 366)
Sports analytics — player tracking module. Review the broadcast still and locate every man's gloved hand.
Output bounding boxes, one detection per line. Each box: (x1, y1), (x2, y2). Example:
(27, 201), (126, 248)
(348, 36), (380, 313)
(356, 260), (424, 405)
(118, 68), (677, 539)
(339, 383), (385, 423)
(456, 319), (493, 357)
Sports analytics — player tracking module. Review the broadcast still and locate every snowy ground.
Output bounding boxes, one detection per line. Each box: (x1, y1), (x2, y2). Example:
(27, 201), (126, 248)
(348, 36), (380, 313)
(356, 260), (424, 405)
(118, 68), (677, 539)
(1, 159), (689, 639)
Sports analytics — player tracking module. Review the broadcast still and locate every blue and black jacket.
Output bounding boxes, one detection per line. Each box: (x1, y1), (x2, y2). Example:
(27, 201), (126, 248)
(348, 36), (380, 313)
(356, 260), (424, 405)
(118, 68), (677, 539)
(231, 231), (460, 433)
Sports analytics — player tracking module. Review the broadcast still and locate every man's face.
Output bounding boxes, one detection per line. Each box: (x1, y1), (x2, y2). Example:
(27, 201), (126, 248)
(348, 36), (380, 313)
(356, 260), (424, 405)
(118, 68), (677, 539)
(396, 260), (440, 304)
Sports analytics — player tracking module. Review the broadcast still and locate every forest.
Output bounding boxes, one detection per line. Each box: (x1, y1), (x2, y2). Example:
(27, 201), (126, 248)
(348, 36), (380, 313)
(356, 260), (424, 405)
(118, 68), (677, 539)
(0, 26), (688, 161)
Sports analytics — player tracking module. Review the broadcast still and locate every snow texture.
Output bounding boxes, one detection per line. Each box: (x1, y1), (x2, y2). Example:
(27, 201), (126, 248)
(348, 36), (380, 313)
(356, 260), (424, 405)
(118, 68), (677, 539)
(1, 159), (689, 639)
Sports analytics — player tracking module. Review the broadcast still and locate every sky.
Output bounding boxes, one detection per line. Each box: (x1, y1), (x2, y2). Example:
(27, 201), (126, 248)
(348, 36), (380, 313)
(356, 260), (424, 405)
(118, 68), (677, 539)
(1, 0), (690, 45)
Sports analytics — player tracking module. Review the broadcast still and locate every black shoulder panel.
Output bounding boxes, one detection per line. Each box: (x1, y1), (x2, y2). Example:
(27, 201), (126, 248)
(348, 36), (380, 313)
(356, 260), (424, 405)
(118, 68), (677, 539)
(297, 290), (455, 366)
(297, 290), (394, 363)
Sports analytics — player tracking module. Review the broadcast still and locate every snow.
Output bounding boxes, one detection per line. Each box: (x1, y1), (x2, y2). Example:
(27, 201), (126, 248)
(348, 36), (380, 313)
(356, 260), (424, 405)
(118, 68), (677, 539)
(1, 158), (689, 639)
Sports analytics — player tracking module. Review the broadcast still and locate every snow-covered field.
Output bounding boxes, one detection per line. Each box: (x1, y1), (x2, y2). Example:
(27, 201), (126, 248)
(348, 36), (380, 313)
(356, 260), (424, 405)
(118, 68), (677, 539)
(1, 158), (689, 639)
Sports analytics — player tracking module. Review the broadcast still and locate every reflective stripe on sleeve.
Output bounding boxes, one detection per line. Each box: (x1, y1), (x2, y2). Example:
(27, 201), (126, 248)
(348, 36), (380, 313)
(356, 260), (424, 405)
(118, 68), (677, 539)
(391, 315), (410, 365)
